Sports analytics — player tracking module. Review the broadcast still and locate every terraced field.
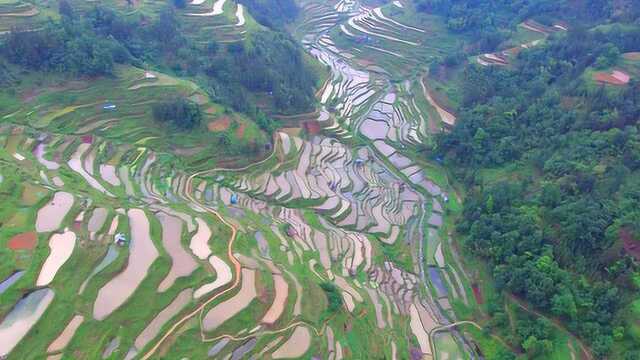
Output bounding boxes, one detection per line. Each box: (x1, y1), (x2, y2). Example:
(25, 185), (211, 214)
(0, 0), (482, 359)
(0, 0), (53, 34)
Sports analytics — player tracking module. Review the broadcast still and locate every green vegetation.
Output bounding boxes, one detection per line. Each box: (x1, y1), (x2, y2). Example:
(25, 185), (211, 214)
(2, 0), (640, 359)
(239, 0), (298, 28)
(0, 1), (317, 116)
(152, 96), (202, 130)
(319, 282), (343, 315)
(437, 6), (640, 358)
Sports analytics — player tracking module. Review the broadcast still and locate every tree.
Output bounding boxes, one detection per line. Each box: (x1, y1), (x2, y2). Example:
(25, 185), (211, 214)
(152, 97), (202, 130)
(172, 0), (187, 8)
(522, 336), (552, 357)
(59, 0), (74, 18)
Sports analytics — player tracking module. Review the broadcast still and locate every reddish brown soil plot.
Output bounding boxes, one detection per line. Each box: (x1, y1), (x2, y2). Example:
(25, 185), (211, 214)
(623, 52), (640, 61)
(303, 120), (321, 135)
(621, 227), (640, 260)
(8, 232), (38, 250)
(593, 73), (624, 85)
(472, 284), (484, 305)
(207, 116), (231, 132)
(81, 135), (93, 144)
(235, 123), (246, 138)
(593, 72), (628, 86)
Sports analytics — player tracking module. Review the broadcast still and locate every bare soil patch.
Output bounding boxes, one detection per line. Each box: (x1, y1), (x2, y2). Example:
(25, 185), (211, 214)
(621, 227), (640, 260)
(280, 127), (301, 137)
(472, 284), (484, 305)
(189, 93), (208, 105)
(623, 52), (640, 61)
(8, 232), (38, 250)
(235, 123), (246, 138)
(207, 116), (231, 132)
(593, 70), (630, 85)
(21, 89), (40, 103)
(303, 120), (321, 135)
(522, 20), (550, 35)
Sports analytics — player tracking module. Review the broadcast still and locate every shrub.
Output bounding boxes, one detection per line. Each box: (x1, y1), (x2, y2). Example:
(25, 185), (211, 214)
(152, 97), (202, 130)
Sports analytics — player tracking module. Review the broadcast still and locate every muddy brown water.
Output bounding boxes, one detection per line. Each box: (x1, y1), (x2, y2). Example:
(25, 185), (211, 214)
(271, 326), (312, 359)
(36, 192), (74, 233)
(47, 315), (84, 353)
(36, 230), (77, 286)
(409, 303), (431, 355)
(202, 268), (256, 331)
(190, 218), (212, 260)
(88, 208), (108, 233)
(261, 274), (288, 325)
(134, 288), (193, 350)
(93, 209), (159, 320)
(156, 213), (198, 292)
(194, 255), (233, 299)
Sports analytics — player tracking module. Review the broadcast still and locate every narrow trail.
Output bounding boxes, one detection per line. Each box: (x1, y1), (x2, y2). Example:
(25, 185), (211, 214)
(141, 170), (241, 360)
(508, 295), (593, 360)
(142, 135), (328, 358)
(202, 316), (330, 343)
(429, 321), (515, 358)
(419, 75), (456, 126)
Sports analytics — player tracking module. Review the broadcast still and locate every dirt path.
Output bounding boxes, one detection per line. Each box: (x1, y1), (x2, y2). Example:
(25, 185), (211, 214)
(429, 320), (515, 358)
(141, 170), (241, 360)
(141, 133), (341, 358)
(508, 295), (593, 360)
(420, 76), (456, 126)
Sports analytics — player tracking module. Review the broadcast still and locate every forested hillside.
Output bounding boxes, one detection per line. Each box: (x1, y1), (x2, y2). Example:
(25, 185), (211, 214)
(238, 0), (298, 28)
(435, 2), (640, 358)
(1, 0), (639, 359)
(0, 1), (316, 116)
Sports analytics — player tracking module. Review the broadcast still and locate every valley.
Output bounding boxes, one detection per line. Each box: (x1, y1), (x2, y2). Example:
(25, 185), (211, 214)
(1, 0), (639, 359)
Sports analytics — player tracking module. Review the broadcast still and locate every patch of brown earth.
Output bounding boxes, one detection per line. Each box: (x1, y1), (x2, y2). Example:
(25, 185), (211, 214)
(21, 89), (40, 103)
(356, 58), (374, 67)
(472, 284), (484, 305)
(8, 232), (38, 250)
(621, 227), (640, 260)
(522, 19), (550, 35)
(207, 116), (231, 132)
(303, 121), (321, 135)
(21, 184), (47, 205)
(189, 93), (208, 105)
(593, 72), (627, 85)
(623, 52), (640, 61)
(561, 96), (579, 110)
(236, 123), (246, 138)
(280, 127), (301, 137)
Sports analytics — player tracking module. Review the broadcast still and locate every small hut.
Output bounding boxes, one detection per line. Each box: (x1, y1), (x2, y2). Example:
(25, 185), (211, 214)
(114, 233), (128, 247)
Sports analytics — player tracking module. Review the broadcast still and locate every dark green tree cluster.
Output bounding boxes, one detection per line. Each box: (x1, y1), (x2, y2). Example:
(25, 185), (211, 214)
(238, 0), (299, 28)
(2, 21), (125, 76)
(414, 0), (640, 54)
(320, 282), (343, 314)
(0, 3), (317, 116)
(151, 97), (202, 130)
(437, 24), (640, 357)
(415, 0), (618, 31)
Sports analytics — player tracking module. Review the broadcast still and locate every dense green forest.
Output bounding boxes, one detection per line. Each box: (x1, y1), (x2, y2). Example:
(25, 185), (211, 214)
(0, 1), (316, 116)
(238, 0), (299, 28)
(436, 8), (640, 358)
(152, 96), (202, 130)
(415, 0), (635, 53)
(415, 0), (626, 30)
